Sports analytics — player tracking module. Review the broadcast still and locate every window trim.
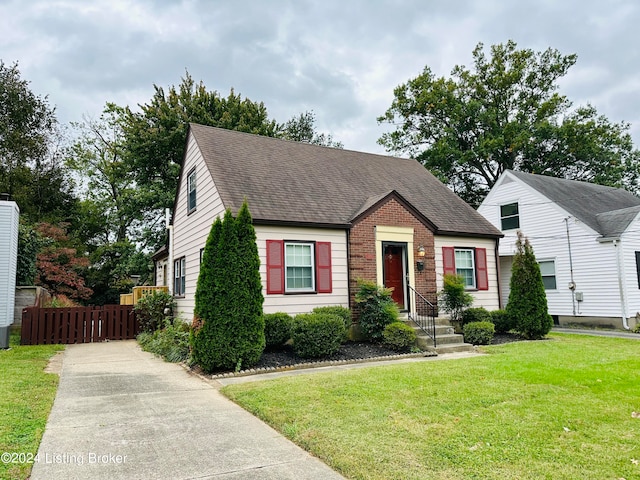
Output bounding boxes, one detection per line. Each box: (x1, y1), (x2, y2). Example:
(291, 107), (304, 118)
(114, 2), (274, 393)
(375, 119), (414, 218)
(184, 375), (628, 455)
(284, 241), (316, 293)
(538, 259), (557, 290)
(454, 248), (476, 290)
(500, 202), (520, 231)
(187, 168), (197, 214)
(174, 256), (186, 297)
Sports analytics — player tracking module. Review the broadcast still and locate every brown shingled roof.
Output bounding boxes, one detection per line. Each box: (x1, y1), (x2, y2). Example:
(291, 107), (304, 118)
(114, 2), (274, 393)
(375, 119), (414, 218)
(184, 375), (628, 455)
(189, 124), (502, 238)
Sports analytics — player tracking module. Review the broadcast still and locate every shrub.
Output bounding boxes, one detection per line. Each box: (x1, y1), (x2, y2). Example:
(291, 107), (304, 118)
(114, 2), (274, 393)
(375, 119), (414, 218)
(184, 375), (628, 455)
(382, 322), (417, 352)
(506, 232), (552, 339)
(354, 280), (399, 341)
(633, 323), (640, 334)
(461, 307), (492, 326)
(291, 313), (345, 359)
(135, 290), (175, 333)
(312, 306), (352, 340)
(439, 274), (473, 323)
(490, 309), (515, 334)
(463, 321), (495, 345)
(137, 319), (191, 363)
(264, 312), (293, 347)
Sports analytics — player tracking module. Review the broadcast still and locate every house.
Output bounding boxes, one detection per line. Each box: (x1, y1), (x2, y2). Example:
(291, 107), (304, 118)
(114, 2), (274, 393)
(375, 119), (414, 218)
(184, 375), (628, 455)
(169, 124), (503, 336)
(478, 169), (640, 330)
(152, 245), (169, 287)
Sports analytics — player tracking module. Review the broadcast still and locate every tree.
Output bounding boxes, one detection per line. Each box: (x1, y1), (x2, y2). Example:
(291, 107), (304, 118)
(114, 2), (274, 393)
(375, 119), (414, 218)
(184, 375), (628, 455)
(277, 111), (343, 148)
(506, 231), (552, 339)
(191, 202), (264, 372)
(0, 61), (77, 223)
(378, 40), (640, 206)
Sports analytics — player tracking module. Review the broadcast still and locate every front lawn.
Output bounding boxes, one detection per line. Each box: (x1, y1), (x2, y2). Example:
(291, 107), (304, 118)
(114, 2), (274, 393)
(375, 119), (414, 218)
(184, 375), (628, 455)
(222, 334), (640, 479)
(0, 333), (64, 480)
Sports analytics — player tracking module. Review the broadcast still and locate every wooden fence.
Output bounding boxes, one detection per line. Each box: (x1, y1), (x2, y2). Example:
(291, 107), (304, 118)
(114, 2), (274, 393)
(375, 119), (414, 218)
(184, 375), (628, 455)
(120, 286), (169, 305)
(21, 305), (138, 345)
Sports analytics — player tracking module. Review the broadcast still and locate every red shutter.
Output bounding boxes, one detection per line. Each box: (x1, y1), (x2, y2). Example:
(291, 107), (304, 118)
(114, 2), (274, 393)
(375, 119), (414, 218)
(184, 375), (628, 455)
(442, 247), (456, 276)
(316, 242), (332, 293)
(475, 248), (489, 290)
(266, 240), (284, 294)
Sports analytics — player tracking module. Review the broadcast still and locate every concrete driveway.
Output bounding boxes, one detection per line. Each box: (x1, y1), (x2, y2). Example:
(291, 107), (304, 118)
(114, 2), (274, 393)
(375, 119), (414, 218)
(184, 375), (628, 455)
(30, 340), (344, 480)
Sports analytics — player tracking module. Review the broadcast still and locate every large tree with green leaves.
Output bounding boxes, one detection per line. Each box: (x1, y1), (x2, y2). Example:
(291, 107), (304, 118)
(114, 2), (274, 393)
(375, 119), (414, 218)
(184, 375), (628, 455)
(277, 110), (343, 148)
(378, 40), (640, 206)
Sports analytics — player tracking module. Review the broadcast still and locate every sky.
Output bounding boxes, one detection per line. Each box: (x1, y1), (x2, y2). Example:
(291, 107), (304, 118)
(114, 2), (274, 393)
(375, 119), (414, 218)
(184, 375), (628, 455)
(2, 0), (640, 155)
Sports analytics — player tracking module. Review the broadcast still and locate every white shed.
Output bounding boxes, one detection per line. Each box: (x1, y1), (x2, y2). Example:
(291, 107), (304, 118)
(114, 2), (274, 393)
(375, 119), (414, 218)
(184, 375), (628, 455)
(0, 195), (19, 348)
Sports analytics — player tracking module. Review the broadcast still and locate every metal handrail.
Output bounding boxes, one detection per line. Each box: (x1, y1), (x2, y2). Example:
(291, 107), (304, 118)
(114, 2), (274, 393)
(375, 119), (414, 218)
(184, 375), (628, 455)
(407, 285), (437, 348)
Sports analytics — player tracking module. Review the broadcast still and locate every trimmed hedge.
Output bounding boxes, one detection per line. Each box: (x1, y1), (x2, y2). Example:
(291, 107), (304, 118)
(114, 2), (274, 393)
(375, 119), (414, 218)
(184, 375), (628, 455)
(490, 309), (515, 334)
(461, 307), (492, 326)
(312, 306), (351, 340)
(383, 322), (417, 352)
(463, 321), (495, 345)
(291, 313), (345, 359)
(264, 312), (293, 347)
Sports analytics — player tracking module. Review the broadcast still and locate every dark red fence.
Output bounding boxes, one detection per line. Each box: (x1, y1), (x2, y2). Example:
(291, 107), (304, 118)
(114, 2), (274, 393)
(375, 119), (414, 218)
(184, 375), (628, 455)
(21, 305), (139, 345)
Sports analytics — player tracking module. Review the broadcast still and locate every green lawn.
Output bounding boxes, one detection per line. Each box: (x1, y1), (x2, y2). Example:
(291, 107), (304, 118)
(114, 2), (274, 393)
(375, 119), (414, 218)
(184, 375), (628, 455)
(0, 333), (64, 480)
(223, 334), (640, 479)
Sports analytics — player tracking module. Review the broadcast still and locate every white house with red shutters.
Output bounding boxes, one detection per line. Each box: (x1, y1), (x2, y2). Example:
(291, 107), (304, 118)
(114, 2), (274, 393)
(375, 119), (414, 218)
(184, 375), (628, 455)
(167, 124), (503, 341)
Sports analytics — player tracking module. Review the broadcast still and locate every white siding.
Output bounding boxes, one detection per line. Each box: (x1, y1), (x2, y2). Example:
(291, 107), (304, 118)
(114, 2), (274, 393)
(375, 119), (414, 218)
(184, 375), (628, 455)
(172, 133), (226, 321)
(478, 172), (629, 320)
(0, 201), (19, 327)
(621, 215), (640, 319)
(256, 225), (349, 315)
(434, 236), (500, 311)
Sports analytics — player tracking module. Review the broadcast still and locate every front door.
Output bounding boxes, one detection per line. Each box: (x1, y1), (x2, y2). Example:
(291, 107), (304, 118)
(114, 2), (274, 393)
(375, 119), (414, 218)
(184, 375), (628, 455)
(383, 243), (406, 309)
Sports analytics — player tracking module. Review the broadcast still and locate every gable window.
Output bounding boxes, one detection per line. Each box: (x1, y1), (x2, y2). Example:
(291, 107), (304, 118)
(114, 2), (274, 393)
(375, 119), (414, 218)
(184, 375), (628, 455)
(285, 243), (315, 292)
(266, 240), (332, 294)
(174, 257), (185, 296)
(187, 169), (197, 213)
(538, 260), (557, 290)
(442, 246), (489, 290)
(500, 203), (519, 230)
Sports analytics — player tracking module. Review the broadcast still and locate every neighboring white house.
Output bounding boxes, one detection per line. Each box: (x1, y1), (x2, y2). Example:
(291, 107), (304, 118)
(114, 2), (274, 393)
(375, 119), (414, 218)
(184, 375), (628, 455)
(478, 169), (640, 330)
(170, 124), (503, 338)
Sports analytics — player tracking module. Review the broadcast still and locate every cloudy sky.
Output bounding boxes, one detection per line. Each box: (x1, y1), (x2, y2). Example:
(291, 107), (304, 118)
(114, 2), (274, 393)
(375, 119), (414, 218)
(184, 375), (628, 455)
(2, 0), (639, 154)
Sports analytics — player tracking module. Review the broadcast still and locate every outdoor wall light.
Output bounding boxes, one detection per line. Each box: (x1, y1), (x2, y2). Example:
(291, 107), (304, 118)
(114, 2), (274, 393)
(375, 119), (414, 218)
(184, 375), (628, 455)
(416, 245), (425, 271)
(417, 245), (426, 257)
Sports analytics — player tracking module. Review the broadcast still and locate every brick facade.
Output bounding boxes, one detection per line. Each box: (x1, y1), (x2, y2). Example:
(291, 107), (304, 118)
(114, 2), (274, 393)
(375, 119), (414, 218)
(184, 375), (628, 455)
(348, 197), (437, 315)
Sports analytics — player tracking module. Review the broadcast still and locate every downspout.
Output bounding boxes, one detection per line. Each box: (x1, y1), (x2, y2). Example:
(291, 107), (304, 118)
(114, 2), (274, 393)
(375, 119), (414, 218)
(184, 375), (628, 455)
(564, 217), (576, 316)
(166, 208), (174, 296)
(495, 237), (502, 309)
(613, 239), (630, 330)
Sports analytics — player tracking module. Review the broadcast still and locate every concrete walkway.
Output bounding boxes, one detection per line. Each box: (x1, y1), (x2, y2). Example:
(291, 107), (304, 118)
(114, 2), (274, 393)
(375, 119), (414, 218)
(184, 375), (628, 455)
(30, 340), (345, 480)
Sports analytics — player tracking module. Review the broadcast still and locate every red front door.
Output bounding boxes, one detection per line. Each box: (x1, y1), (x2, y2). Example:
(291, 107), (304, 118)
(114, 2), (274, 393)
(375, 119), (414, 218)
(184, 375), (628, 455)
(383, 244), (405, 309)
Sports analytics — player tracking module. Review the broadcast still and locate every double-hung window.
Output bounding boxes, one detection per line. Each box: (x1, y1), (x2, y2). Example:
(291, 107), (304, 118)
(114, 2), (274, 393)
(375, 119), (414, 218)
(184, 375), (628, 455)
(500, 202), (519, 230)
(285, 242), (315, 292)
(174, 257), (186, 296)
(187, 169), (197, 213)
(538, 260), (557, 290)
(455, 249), (476, 289)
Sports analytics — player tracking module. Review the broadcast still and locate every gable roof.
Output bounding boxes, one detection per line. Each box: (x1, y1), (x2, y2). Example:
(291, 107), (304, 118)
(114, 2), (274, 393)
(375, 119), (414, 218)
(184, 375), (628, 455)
(505, 169), (640, 236)
(188, 124), (501, 238)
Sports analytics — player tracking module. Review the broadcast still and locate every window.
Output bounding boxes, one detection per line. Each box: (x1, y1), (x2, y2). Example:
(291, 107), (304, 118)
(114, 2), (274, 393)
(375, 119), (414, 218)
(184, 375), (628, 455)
(174, 257), (185, 296)
(187, 169), (197, 213)
(538, 260), (557, 290)
(266, 240), (332, 294)
(500, 203), (519, 230)
(442, 246), (489, 290)
(285, 243), (315, 292)
(455, 249), (476, 288)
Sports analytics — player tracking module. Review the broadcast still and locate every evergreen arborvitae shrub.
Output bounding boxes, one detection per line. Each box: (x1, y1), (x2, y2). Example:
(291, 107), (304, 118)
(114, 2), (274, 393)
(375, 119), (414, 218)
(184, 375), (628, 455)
(460, 307), (492, 326)
(354, 280), (399, 341)
(382, 321), (417, 352)
(312, 305), (352, 340)
(191, 202), (265, 372)
(506, 232), (552, 339)
(291, 313), (345, 358)
(264, 312), (293, 348)
(463, 321), (495, 345)
(439, 274), (473, 323)
(490, 309), (515, 334)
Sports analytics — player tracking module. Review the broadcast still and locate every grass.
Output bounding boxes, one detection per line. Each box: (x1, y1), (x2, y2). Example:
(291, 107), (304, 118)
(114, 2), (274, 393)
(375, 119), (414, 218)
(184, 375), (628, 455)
(0, 332), (64, 480)
(222, 334), (640, 479)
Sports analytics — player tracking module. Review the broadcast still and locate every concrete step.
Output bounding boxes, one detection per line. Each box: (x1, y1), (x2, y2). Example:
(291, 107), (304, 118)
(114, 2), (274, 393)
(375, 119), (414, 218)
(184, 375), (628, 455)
(402, 320), (454, 336)
(435, 343), (476, 354)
